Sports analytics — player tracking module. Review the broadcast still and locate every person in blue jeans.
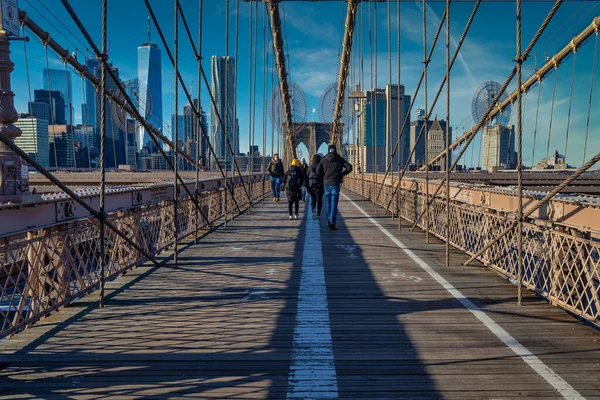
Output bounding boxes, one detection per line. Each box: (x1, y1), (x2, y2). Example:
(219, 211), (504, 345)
(267, 153), (284, 202)
(316, 144), (353, 230)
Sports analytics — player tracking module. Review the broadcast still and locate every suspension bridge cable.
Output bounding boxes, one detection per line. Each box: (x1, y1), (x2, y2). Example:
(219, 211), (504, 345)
(409, 0), (565, 232)
(445, 0), (451, 267)
(516, 0), (524, 305)
(563, 51), (577, 166)
(163, 2), (251, 209)
(21, 25), (38, 165)
(531, 77), (542, 167)
(423, 0), (430, 243)
(546, 68), (558, 162)
(173, 0), (179, 266)
(397, 0), (401, 229)
(195, 0), (203, 242)
(583, 32), (598, 162)
(99, 0), (107, 307)
(43, 45), (58, 169)
(57, 1), (216, 228)
(173, 4), (244, 209)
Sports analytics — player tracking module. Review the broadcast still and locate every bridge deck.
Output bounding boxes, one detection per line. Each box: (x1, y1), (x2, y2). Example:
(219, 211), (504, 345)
(1, 191), (600, 399)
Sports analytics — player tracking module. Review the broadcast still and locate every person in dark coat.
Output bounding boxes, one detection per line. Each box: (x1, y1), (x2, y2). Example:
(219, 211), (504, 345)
(316, 144), (353, 230)
(306, 153), (324, 219)
(301, 158), (309, 201)
(267, 153), (284, 202)
(283, 159), (305, 220)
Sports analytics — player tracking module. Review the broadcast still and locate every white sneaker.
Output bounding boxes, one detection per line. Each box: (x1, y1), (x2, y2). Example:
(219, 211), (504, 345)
(294, 214), (299, 220)
(289, 215), (293, 220)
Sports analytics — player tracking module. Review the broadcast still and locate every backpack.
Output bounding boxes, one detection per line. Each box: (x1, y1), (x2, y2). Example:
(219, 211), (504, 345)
(307, 166), (322, 190)
(287, 170), (302, 192)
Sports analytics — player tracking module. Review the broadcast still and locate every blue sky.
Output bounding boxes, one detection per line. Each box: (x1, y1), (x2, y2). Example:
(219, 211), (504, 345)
(11, 0), (600, 167)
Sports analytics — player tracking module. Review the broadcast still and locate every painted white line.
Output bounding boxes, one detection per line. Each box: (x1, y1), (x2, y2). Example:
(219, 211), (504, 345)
(341, 192), (584, 400)
(287, 202), (338, 399)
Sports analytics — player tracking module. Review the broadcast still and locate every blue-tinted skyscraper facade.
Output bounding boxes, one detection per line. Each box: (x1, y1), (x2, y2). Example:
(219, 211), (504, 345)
(43, 68), (73, 125)
(138, 41), (162, 152)
(210, 56), (236, 167)
(83, 58), (100, 129)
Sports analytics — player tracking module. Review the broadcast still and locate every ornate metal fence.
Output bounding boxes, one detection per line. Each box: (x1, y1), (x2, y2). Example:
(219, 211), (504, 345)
(0, 177), (269, 338)
(344, 175), (600, 328)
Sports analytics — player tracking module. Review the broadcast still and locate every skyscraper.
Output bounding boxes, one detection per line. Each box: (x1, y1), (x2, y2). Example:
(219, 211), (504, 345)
(482, 123), (516, 171)
(83, 58), (100, 129)
(183, 99), (209, 168)
(210, 56), (236, 167)
(33, 90), (66, 125)
(385, 84), (411, 171)
(28, 101), (50, 122)
(409, 117), (451, 169)
(426, 116), (452, 171)
(43, 68), (73, 125)
(138, 21), (163, 152)
(92, 63), (126, 168)
(361, 88), (386, 173)
(14, 114), (50, 168)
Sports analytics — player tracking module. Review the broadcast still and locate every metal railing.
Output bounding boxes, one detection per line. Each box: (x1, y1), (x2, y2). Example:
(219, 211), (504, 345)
(345, 175), (600, 328)
(0, 176), (269, 339)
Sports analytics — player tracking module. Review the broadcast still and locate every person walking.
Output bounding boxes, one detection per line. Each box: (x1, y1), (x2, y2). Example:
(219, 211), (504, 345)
(317, 144), (352, 230)
(267, 153), (284, 202)
(307, 154), (324, 220)
(283, 159), (305, 220)
(301, 158), (309, 202)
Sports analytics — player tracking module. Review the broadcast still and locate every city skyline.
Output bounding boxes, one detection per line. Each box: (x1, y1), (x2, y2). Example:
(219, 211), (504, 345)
(9, 1), (600, 168)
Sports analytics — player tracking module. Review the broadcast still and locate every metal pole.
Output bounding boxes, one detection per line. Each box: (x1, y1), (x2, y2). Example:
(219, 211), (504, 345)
(99, 0), (107, 307)
(516, 0), (524, 304)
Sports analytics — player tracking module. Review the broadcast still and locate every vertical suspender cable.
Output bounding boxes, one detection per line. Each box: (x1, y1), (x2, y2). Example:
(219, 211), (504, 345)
(44, 46), (58, 169)
(99, 0), (107, 308)
(445, 0), (451, 267)
(262, 5), (268, 201)
(224, 0), (229, 230)
(583, 32), (598, 162)
(546, 68), (557, 162)
(387, 0), (392, 220)
(195, 0), (203, 243)
(173, 0), (179, 267)
(423, 0), (430, 244)
(22, 25), (38, 164)
(234, 0), (240, 209)
(531, 77), (541, 167)
(564, 52), (576, 166)
(397, 0), (401, 229)
(248, 2), (254, 210)
(516, 0), (524, 305)
(374, 1), (378, 212)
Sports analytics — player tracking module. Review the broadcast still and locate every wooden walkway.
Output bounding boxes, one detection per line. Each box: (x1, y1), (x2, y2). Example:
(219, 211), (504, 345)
(1, 191), (600, 399)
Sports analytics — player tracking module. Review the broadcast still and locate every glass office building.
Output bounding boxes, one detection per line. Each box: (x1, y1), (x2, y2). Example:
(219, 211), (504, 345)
(138, 41), (163, 152)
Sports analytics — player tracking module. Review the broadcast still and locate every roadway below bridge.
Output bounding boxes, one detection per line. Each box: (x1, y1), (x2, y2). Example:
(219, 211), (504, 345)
(1, 192), (599, 398)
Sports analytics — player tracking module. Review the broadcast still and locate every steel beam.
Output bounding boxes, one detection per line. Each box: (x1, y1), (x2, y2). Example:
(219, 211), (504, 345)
(0, 175), (257, 238)
(266, 1), (296, 160)
(332, 0), (358, 143)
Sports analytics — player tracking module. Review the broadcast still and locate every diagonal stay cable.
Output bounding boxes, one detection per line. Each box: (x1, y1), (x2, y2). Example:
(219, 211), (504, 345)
(374, 8), (448, 202)
(425, 0), (565, 171)
(173, 1), (252, 205)
(58, 0), (219, 225)
(382, 0), (481, 213)
(408, 0), (564, 232)
(0, 131), (164, 269)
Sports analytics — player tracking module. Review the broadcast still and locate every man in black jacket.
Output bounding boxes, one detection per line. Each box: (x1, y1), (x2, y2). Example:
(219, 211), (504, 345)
(316, 144), (353, 230)
(267, 154), (284, 202)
